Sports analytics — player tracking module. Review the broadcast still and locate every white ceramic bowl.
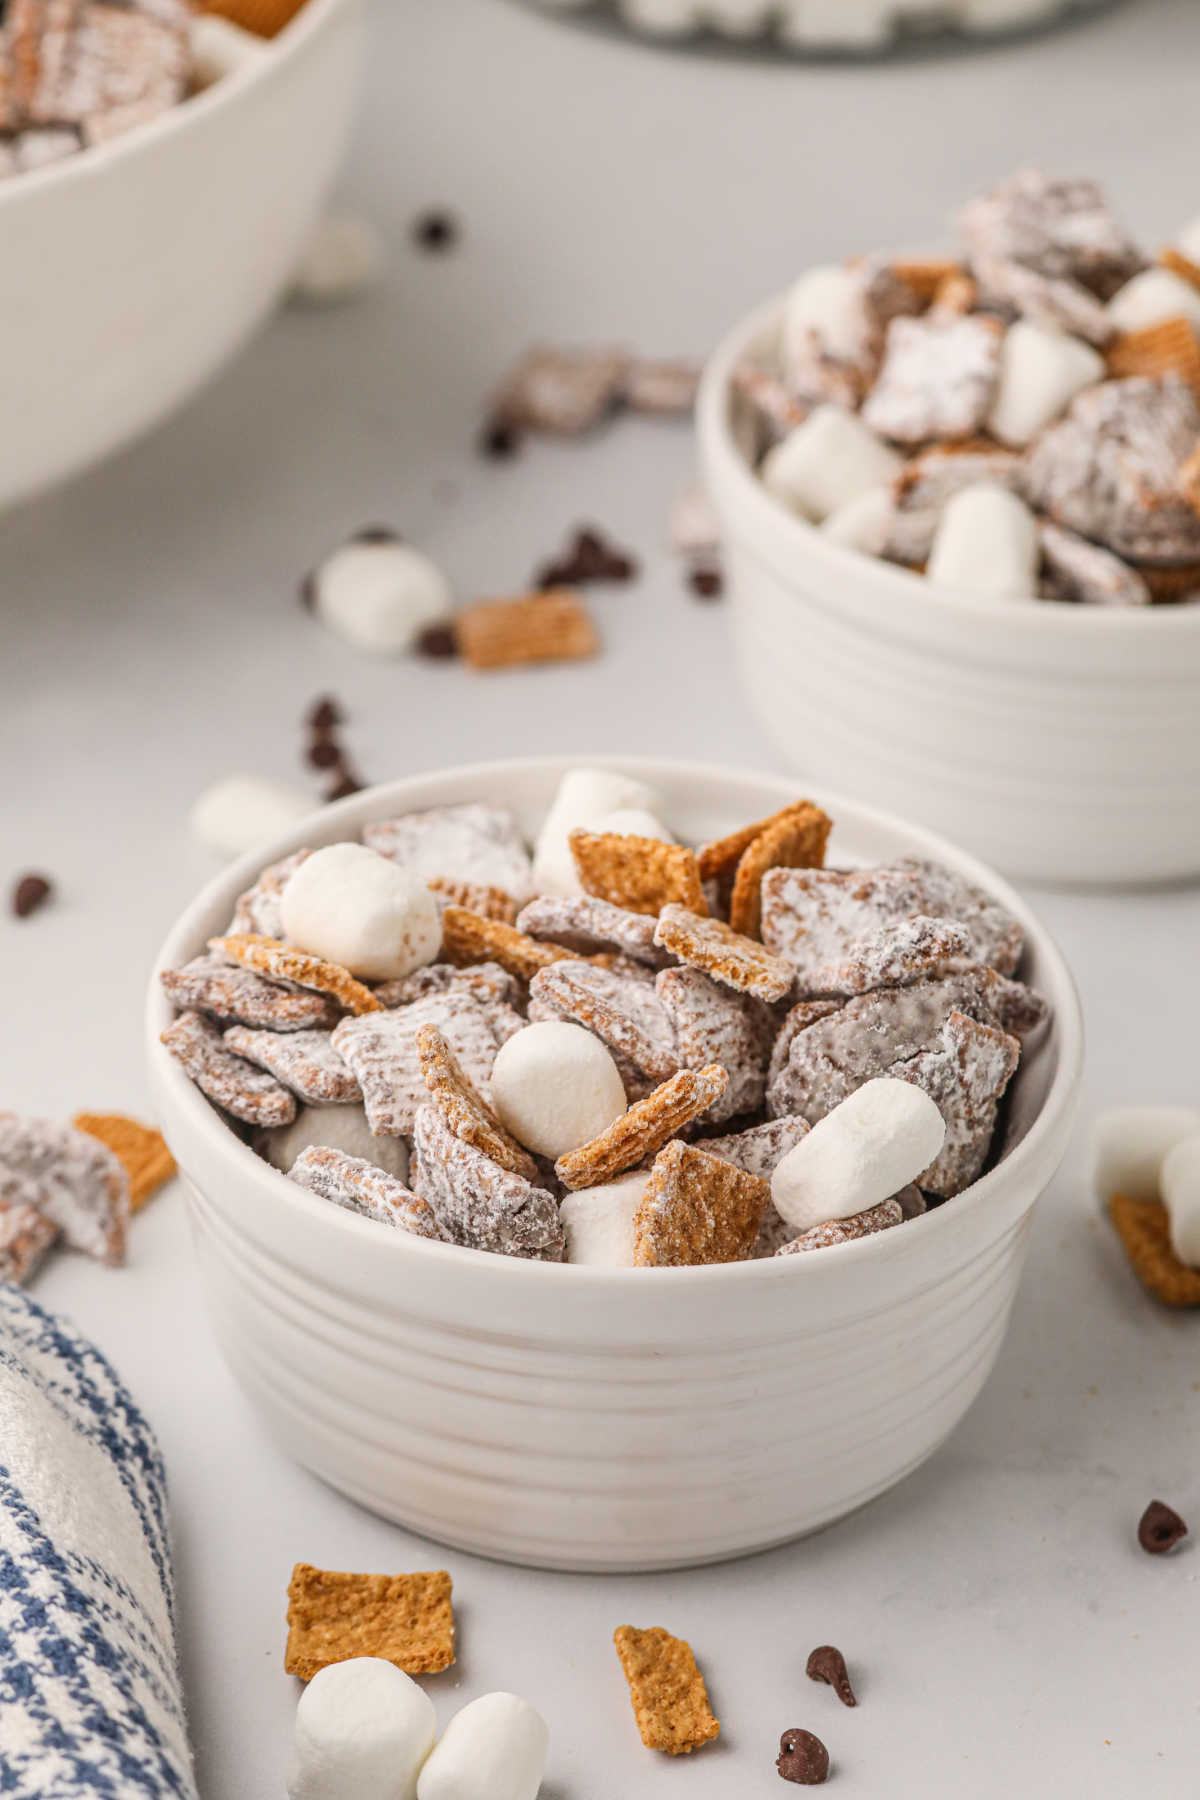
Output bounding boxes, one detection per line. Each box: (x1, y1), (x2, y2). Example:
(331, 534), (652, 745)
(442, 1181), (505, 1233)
(699, 299), (1200, 888)
(0, 0), (365, 514)
(148, 757), (1082, 1572)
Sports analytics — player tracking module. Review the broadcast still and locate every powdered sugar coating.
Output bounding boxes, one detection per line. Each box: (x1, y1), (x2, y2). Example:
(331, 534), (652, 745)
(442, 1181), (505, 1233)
(656, 966), (774, 1123)
(288, 1146), (440, 1239)
(162, 1011), (297, 1129)
(701, 1114), (811, 1179)
(896, 1011), (1021, 1195)
(862, 313), (1004, 446)
(493, 346), (632, 436)
(160, 953), (341, 1032)
(530, 959), (680, 1085)
(958, 168), (1144, 298)
(223, 1027), (362, 1105)
(229, 850), (311, 939)
(374, 960), (520, 1011)
(805, 914), (974, 999)
(970, 256), (1113, 347)
(776, 1196), (904, 1256)
(363, 803), (534, 904)
(332, 992), (502, 1137)
(517, 895), (664, 966)
(0, 1202), (58, 1285)
(411, 1105), (563, 1259)
(1039, 521), (1151, 607)
(0, 1114), (128, 1265)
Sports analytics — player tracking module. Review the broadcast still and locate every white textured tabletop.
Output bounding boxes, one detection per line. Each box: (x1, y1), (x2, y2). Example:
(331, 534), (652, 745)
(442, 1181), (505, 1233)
(4, 0), (1200, 1793)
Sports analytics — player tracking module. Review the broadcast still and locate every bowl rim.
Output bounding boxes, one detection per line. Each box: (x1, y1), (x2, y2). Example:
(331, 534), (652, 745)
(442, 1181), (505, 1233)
(0, 0), (356, 208)
(147, 754), (1085, 1288)
(698, 292), (1200, 642)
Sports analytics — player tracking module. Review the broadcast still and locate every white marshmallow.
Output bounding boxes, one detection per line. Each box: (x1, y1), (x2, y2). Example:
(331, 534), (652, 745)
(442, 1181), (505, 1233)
(417, 1693), (548, 1800)
(1091, 1105), (1200, 1205)
(561, 1174), (647, 1266)
(188, 13), (266, 87)
(1162, 1135), (1200, 1268)
(189, 774), (314, 860)
(313, 540), (452, 657)
(1175, 213), (1200, 265)
(761, 406), (902, 525)
(771, 1078), (946, 1233)
(261, 1105), (410, 1181)
(280, 843), (441, 982)
(490, 1022), (626, 1160)
(988, 321), (1105, 448)
(287, 1658), (436, 1800)
(592, 807), (675, 842)
(532, 769), (661, 898)
(926, 482), (1040, 600)
(1106, 267), (1200, 336)
(291, 214), (385, 306)
(819, 485), (895, 556)
(781, 266), (875, 375)
(668, 484), (720, 557)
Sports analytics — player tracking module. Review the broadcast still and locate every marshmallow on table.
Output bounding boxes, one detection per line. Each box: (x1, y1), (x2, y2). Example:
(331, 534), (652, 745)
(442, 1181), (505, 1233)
(287, 1658), (436, 1800)
(771, 1078), (946, 1234)
(761, 407), (902, 525)
(312, 538), (452, 656)
(532, 768), (663, 898)
(281, 842), (441, 981)
(261, 1105), (411, 1180)
(988, 321), (1105, 448)
(1106, 267), (1200, 336)
(291, 215), (385, 306)
(926, 482), (1040, 600)
(1091, 1105), (1200, 1205)
(490, 1021), (627, 1160)
(1161, 1135), (1200, 1268)
(190, 774), (314, 859)
(669, 484), (720, 557)
(561, 1173), (648, 1266)
(417, 1693), (548, 1800)
(820, 485), (895, 556)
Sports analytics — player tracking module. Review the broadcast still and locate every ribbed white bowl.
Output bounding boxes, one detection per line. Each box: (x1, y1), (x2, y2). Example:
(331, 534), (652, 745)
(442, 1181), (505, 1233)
(699, 299), (1200, 887)
(148, 758), (1082, 1571)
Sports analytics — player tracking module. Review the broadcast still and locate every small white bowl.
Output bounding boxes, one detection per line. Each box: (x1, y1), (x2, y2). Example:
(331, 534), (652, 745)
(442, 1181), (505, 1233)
(147, 757), (1081, 1571)
(698, 298), (1200, 888)
(0, 0), (365, 514)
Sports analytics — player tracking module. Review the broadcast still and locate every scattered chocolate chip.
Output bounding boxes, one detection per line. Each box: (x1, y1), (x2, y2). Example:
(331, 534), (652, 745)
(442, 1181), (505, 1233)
(299, 570), (318, 611)
(777, 1729), (829, 1786)
(326, 769), (365, 802)
(535, 525), (639, 589)
(353, 524), (402, 545)
(1138, 1500), (1188, 1555)
(11, 873), (53, 920)
(805, 1645), (856, 1707)
(307, 737), (343, 772)
(687, 563), (724, 600)
(306, 696), (343, 732)
(415, 621), (460, 660)
(480, 418), (521, 459)
(412, 209), (459, 252)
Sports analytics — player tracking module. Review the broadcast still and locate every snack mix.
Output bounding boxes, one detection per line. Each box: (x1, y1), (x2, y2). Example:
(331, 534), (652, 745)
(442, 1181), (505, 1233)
(160, 772), (1050, 1267)
(735, 168), (1200, 605)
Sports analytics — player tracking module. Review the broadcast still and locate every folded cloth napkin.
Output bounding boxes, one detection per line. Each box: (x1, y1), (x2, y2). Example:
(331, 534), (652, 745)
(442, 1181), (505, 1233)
(0, 1285), (197, 1797)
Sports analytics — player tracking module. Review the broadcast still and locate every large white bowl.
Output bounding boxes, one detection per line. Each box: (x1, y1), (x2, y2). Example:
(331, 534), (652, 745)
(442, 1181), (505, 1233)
(0, 0), (365, 513)
(699, 299), (1200, 888)
(147, 757), (1082, 1571)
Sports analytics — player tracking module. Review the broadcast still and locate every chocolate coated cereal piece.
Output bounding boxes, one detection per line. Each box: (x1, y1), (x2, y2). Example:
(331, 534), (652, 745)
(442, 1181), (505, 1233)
(457, 589), (598, 671)
(777, 1727), (830, 1786)
(228, 848), (311, 938)
(492, 345), (632, 436)
(374, 960), (519, 1012)
(1137, 1500), (1188, 1555)
(211, 934), (382, 1017)
(285, 1563), (455, 1680)
(1039, 522), (1151, 607)
(959, 168), (1144, 298)
(802, 914), (974, 999)
(656, 966), (774, 1122)
(971, 255), (1114, 346)
(806, 1645), (857, 1707)
(654, 905), (795, 1004)
(633, 1139), (768, 1267)
(223, 1027), (362, 1105)
(288, 1146), (440, 1238)
(161, 953), (341, 1032)
(161, 1011), (298, 1130)
(702, 1114), (811, 1179)
(417, 1022), (538, 1179)
(332, 992), (501, 1137)
(556, 1064), (729, 1191)
(517, 894), (665, 966)
(777, 1196), (904, 1255)
(0, 1113), (128, 1265)
(531, 959), (680, 1086)
(729, 366), (810, 459)
(0, 1203), (58, 1286)
(11, 872), (52, 918)
(363, 801), (533, 903)
(613, 1626), (720, 1755)
(862, 312), (1004, 445)
(570, 831), (707, 918)
(895, 1010), (1020, 1196)
(411, 1105), (563, 1259)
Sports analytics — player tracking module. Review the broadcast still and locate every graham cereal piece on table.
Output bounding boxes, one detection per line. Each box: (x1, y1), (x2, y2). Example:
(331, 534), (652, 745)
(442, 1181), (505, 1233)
(1160, 247), (1200, 295)
(0, 1114), (128, 1265)
(288, 1146), (440, 1239)
(210, 934), (382, 1016)
(656, 967), (774, 1122)
(970, 255), (1113, 346)
(332, 992), (502, 1137)
(569, 830), (706, 918)
(776, 1195), (904, 1256)
(427, 878), (518, 924)
(199, 0), (308, 37)
(491, 345), (632, 436)
(71, 1112), (175, 1213)
(633, 1138), (769, 1267)
(1109, 1193), (1200, 1307)
(374, 960), (519, 1011)
(161, 1010), (298, 1130)
(624, 358), (701, 416)
(416, 1022), (538, 1179)
(229, 848), (311, 938)
(861, 313), (1005, 446)
(363, 802), (534, 904)
(653, 904), (794, 1004)
(530, 959), (680, 1086)
(0, 1204), (59, 1286)
(161, 953), (342, 1032)
(285, 1564), (455, 1682)
(411, 1105), (563, 1259)
(555, 1064), (729, 1191)
(223, 1027), (362, 1105)
(441, 906), (573, 981)
(1106, 315), (1200, 399)
(1039, 521), (1151, 607)
(728, 805), (833, 941)
(958, 168), (1144, 299)
(456, 590), (598, 671)
(613, 1625), (720, 1757)
(516, 894), (665, 966)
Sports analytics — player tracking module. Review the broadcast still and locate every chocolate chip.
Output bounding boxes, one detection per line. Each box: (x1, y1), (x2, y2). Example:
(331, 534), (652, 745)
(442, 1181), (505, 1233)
(777, 1729), (829, 1786)
(326, 769), (365, 802)
(1138, 1499), (1188, 1554)
(805, 1645), (856, 1707)
(687, 563), (724, 600)
(535, 525), (638, 589)
(11, 873), (53, 920)
(307, 737), (343, 771)
(412, 209), (459, 252)
(480, 418), (521, 459)
(352, 524), (402, 545)
(306, 696), (343, 732)
(299, 570), (318, 611)
(415, 621), (459, 660)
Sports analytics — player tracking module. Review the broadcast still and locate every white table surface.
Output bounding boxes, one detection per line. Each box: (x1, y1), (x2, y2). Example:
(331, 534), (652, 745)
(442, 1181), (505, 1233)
(4, 0), (1200, 1792)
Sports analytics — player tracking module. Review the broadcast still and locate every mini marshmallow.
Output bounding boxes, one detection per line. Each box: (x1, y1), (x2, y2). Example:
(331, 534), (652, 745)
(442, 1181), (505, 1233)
(1106, 267), (1200, 336)
(1176, 213), (1200, 265)
(280, 842), (441, 982)
(417, 1693), (548, 1800)
(781, 266), (875, 374)
(561, 1174), (648, 1266)
(1091, 1105), (1200, 1205)
(287, 1657), (436, 1800)
(592, 807), (675, 842)
(819, 485), (895, 556)
(988, 321), (1105, 448)
(291, 214), (385, 306)
(771, 1078), (946, 1234)
(188, 13), (266, 86)
(261, 1105), (410, 1181)
(490, 1021), (627, 1160)
(926, 482), (1040, 600)
(761, 406), (902, 525)
(532, 769), (662, 898)
(1162, 1135), (1200, 1268)
(189, 774), (314, 860)
(312, 539), (453, 657)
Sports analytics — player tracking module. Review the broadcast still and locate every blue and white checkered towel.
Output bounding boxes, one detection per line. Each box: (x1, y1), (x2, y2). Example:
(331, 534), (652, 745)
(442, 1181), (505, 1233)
(0, 1286), (197, 1798)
